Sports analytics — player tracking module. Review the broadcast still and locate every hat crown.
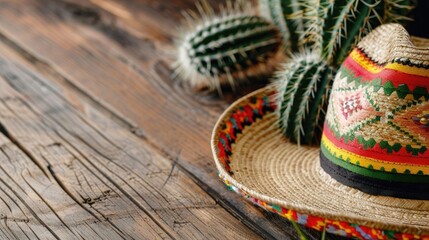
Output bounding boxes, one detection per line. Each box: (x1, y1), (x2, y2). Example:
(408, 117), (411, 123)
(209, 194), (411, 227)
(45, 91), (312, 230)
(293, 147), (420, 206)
(320, 24), (429, 199)
(357, 24), (429, 66)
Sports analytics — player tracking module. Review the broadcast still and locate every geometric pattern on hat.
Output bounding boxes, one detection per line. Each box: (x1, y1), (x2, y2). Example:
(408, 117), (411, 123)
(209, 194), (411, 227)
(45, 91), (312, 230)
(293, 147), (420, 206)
(326, 60), (429, 160)
(324, 64), (429, 175)
(321, 23), (429, 199)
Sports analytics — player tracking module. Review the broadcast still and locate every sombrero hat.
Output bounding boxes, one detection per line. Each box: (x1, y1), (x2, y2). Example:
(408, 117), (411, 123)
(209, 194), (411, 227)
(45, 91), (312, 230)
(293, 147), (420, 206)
(211, 24), (429, 239)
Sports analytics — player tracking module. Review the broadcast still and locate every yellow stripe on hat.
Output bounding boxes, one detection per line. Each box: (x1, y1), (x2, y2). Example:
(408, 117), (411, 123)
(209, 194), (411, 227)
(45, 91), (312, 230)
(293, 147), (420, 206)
(321, 134), (429, 175)
(349, 49), (383, 74)
(349, 49), (429, 77)
(385, 63), (429, 77)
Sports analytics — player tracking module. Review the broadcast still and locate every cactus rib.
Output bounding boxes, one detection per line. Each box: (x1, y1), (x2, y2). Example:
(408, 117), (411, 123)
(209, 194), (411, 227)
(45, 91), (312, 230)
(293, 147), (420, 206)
(259, 0), (306, 53)
(276, 52), (333, 144)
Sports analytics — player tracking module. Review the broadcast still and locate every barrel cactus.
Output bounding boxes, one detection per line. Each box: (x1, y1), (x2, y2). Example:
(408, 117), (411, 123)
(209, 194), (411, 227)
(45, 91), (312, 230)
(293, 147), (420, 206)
(174, 0), (415, 142)
(276, 52), (333, 145)
(174, 1), (284, 92)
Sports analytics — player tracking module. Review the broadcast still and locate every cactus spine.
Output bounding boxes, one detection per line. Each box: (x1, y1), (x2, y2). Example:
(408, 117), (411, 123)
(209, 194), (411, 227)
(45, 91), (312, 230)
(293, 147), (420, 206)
(259, 0), (306, 52)
(275, 0), (414, 144)
(384, 0), (414, 23)
(276, 53), (332, 144)
(318, 0), (387, 66)
(259, 0), (413, 62)
(174, 2), (284, 92)
(174, 0), (414, 142)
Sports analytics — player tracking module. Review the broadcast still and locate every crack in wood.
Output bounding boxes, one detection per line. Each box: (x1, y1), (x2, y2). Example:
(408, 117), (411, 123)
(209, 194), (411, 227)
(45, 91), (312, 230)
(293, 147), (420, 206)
(20, 171), (82, 239)
(0, 117), (51, 181)
(0, 44), (276, 237)
(0, 168), (60, 239)
(0, 0), (344, 238)
(41, 144), (137, 240)
(161, 151), (180, 189)
(80, 190), (112, 206)
(3, 57), (204, 238)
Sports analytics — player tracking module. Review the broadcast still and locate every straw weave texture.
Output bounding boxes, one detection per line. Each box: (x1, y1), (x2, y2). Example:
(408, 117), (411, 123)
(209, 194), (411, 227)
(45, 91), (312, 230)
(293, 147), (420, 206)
(212, 87), (429, 235)
(212, 24), (429, 236)
(358, 24), (429, 65)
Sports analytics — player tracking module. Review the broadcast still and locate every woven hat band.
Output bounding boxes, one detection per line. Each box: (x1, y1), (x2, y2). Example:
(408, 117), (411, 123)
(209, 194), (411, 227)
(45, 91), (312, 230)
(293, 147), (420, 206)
(320, 145), (429, 199)
(320, 24), (429, 199)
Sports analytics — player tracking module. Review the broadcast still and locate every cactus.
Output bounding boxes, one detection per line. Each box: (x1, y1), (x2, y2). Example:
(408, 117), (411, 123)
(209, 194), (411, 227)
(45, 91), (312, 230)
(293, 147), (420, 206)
(174, 2), (284, 93)
(259, 0), (414, 63)
(276, 52), (333, 145)
(384, 0), (415, 23)
(325, 0), (412, 65)
(259, 0), (306, 52)
(318, 0), (395, 66)
(274, 0), (414, 145)
(174, 0), (414, 142)
(174, 0), (413, 94)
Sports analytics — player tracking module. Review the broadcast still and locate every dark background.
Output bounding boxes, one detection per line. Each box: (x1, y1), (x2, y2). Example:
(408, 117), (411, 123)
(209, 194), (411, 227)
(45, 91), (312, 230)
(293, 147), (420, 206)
(409, 0), (429, 38)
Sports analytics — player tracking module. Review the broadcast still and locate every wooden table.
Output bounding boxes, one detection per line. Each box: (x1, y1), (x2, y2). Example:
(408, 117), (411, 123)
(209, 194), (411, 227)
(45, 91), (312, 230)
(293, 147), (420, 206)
(0, 1), (362, 239)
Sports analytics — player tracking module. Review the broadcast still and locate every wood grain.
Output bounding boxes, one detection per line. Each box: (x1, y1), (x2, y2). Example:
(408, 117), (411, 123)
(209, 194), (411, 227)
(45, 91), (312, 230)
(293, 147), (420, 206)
(0, 1), (297, 239)
(0, 43), (262, 239)
(0, 0), (350, 239)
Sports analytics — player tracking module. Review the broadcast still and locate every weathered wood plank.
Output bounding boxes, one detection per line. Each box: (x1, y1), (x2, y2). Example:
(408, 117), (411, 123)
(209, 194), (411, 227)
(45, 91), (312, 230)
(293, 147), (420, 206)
(0, 46), (261, 239)
(0, 1), (297, 239)
(0, 133), (62, 240)
(0, 0), (346, 239)
(0, 127), (144, 240)
(0, 67), (171, 240)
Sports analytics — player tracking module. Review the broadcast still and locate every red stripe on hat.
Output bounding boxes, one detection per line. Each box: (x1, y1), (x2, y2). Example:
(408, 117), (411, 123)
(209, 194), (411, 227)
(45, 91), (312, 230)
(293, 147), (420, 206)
(323, 125), (429, 166)
(343, 56), (429, 91)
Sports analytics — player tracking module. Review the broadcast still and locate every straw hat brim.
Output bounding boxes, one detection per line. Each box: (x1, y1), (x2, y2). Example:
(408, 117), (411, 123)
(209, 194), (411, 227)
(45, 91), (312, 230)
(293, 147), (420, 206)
(211, 86), (429, 237)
